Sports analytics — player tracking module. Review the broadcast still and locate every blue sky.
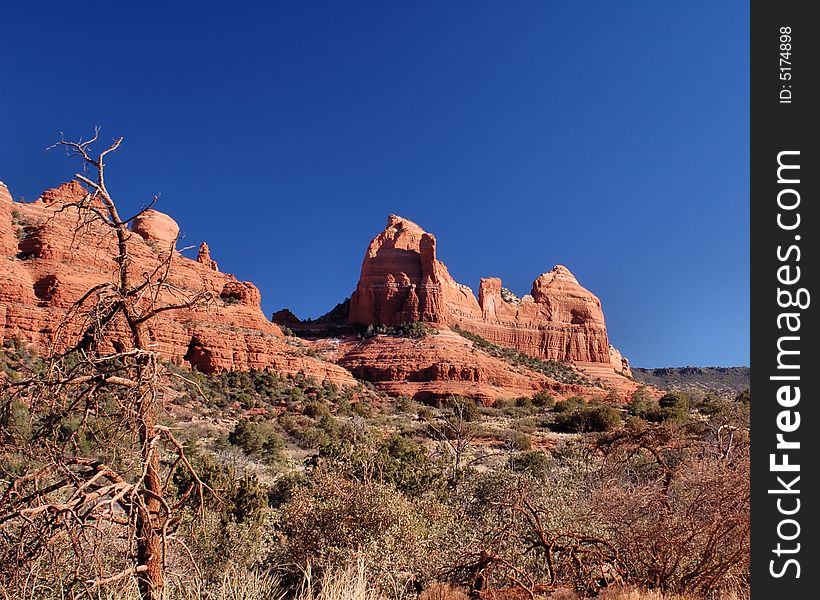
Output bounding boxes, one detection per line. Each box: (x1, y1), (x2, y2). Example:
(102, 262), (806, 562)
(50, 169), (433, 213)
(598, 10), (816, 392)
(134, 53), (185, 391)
(0, 1), (749, 367)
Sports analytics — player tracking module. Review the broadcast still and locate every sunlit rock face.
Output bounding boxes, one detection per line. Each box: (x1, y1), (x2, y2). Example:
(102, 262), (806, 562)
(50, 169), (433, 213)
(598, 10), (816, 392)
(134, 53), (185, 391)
(348, 214), (626, 371)
(0, 179), (356, 385)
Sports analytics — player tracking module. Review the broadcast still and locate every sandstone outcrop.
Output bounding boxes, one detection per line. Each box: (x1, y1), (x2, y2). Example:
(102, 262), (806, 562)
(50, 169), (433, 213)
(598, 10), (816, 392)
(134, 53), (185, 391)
(336, 329), (592, 403)
(349, 215), (480, 326)
(132, 209), (180, 248)
(348, 215), (630, 374)
(0, 180), (355, 386)
(271, 309), (302, 327)
(196, 242), (219, 271)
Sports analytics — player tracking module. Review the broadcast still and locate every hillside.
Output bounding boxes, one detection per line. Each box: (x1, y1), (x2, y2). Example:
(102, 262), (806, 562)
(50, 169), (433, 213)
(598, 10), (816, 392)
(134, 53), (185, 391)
(632, 366), (750, 397)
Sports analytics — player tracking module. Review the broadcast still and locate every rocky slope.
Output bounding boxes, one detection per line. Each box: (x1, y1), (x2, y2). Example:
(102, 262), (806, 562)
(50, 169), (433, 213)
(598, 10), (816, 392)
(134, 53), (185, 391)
(2, 180), (645, 402)
(297, 214), (643, 401)
(632, 366), (750, 398)
(335, 329), (593, 404)
(0, 180), (354, 385)
(348, 215), (630, 373)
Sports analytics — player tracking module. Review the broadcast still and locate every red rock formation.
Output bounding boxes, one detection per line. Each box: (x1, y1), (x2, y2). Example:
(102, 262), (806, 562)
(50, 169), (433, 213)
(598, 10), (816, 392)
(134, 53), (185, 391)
(348, 215), (630, 374)
(271, 309), (301, 327)
(196, 241), (219, 271)
(132, 209), (180, 248)
(349, 214), (481, 326)
(336, 329), (592, 403)
(0, 180), (355, 386)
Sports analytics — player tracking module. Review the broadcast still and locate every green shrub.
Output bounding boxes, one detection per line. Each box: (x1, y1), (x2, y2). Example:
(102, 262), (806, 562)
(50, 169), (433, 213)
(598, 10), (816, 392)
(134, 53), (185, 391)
(554, 404), (621, 433)
(515, 396), (534, 409)
(228, 420), (284, 463)
(554, 396), (584, 413)
(511, 450), (551, 477)
(658, 391), (690, 422)
(504, 430), (532, 451)
(303, 400), (329, 419)
(532, 391), (556, 409)
(277, 474), (438, 577)
(444, 396), (481, 422)
(377, 434), (446, 496)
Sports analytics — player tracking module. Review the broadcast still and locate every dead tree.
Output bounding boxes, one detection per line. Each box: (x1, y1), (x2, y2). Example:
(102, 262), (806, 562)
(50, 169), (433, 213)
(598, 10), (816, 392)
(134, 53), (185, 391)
(0, 130), (214, 599)
(424, 397), (480, 485)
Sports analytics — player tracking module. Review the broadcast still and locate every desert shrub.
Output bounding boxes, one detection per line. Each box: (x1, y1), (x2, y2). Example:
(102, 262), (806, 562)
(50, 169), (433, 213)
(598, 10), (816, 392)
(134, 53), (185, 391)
(267, 475), (309, 511)
(629, 391), (690, 424)
(592, 426), (750, 598)
(694, 392), (723, 415)
(548, 590), (580, 600)
(357, 321), (430, 339)
(492, 397), (511, 410)
(445, 396), (481, 422)
(416, 404), (435, 420)
(228, 419), (284, 463)
(658, 391), (690, 422)
(504, 429), (532, 451)
(595, 586), (701, 599)
(532, 391), (556, 409)
(554, 404), (621, 433)
(629, 397), (662, 422)
(510, 450), (551, 477)
(396, 395), (416, 413)
(171, 455), (270, 579)
(276, 473), (449, 586)
(296, 426), (332, 449)
(515, 396), (534, 410)
(631, 386), (653, 404)
(419, 583), (470, 600)
(605, 388), (623, 404)
(352, 400), (373, 418)
(553, 396), (584, 413)
(397, 321), (430, 338)
(378, 434), (447, 496)
(303, 400), (329, 419)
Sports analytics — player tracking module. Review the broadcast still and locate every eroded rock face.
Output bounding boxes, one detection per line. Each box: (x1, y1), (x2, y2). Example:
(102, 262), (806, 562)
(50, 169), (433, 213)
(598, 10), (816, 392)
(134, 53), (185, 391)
(336, 329), (591, 403)
(220, 281), (262, 307)
(271, 309), (301, 327)
(132, 209), (180, 249)
(348, 215), (629, 372)
(0, 180), (355, 386)
(196, 242), (219, 271)
(349, 215), (480, 326)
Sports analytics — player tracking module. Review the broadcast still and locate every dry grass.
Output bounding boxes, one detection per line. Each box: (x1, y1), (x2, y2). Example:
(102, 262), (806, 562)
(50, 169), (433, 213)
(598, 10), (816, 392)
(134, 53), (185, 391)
(296, 560), (385, 600)
(419, 583), (470, 600)
(12, 567), (744, 600)
(594, 586), (740, 600)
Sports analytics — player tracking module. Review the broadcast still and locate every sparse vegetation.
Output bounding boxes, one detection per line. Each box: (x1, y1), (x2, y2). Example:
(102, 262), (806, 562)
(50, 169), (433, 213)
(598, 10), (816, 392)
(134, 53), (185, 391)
(1, 340), (750, 599)
(451, 325), (590, 385)
(632, 366), (750, 398)
(358, 321), (432, 339)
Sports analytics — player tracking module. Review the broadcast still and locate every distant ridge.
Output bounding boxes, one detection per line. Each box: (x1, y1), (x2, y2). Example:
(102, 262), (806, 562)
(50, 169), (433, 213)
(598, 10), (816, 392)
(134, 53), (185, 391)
(632, 366), (750, 398)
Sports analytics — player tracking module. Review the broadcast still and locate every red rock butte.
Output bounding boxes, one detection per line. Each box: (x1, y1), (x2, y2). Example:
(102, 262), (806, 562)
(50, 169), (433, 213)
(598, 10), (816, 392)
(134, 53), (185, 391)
(0, 180), (355, 386)
(2, 179), (644, 402)
(348, 214), (630, 375)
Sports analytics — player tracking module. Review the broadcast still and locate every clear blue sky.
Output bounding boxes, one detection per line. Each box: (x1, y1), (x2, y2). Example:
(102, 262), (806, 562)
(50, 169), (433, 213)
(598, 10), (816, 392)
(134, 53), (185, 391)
(0, 1), (748, 368)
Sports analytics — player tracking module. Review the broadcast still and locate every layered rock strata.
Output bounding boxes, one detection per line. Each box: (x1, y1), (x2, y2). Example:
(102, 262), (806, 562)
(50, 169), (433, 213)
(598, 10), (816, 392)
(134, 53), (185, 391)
(0, 180), (354, 385)
(348, 215), (630, 375)
(336, 329), (593, 403)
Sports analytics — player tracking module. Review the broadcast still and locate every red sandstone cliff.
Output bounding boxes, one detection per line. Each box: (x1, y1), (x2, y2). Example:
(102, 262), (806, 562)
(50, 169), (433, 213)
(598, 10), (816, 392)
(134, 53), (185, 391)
(2, 180), (642, 402)
(335, 329), (598, 404)
(348, 214), (631, 375)
(0, 180), (355, 386)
